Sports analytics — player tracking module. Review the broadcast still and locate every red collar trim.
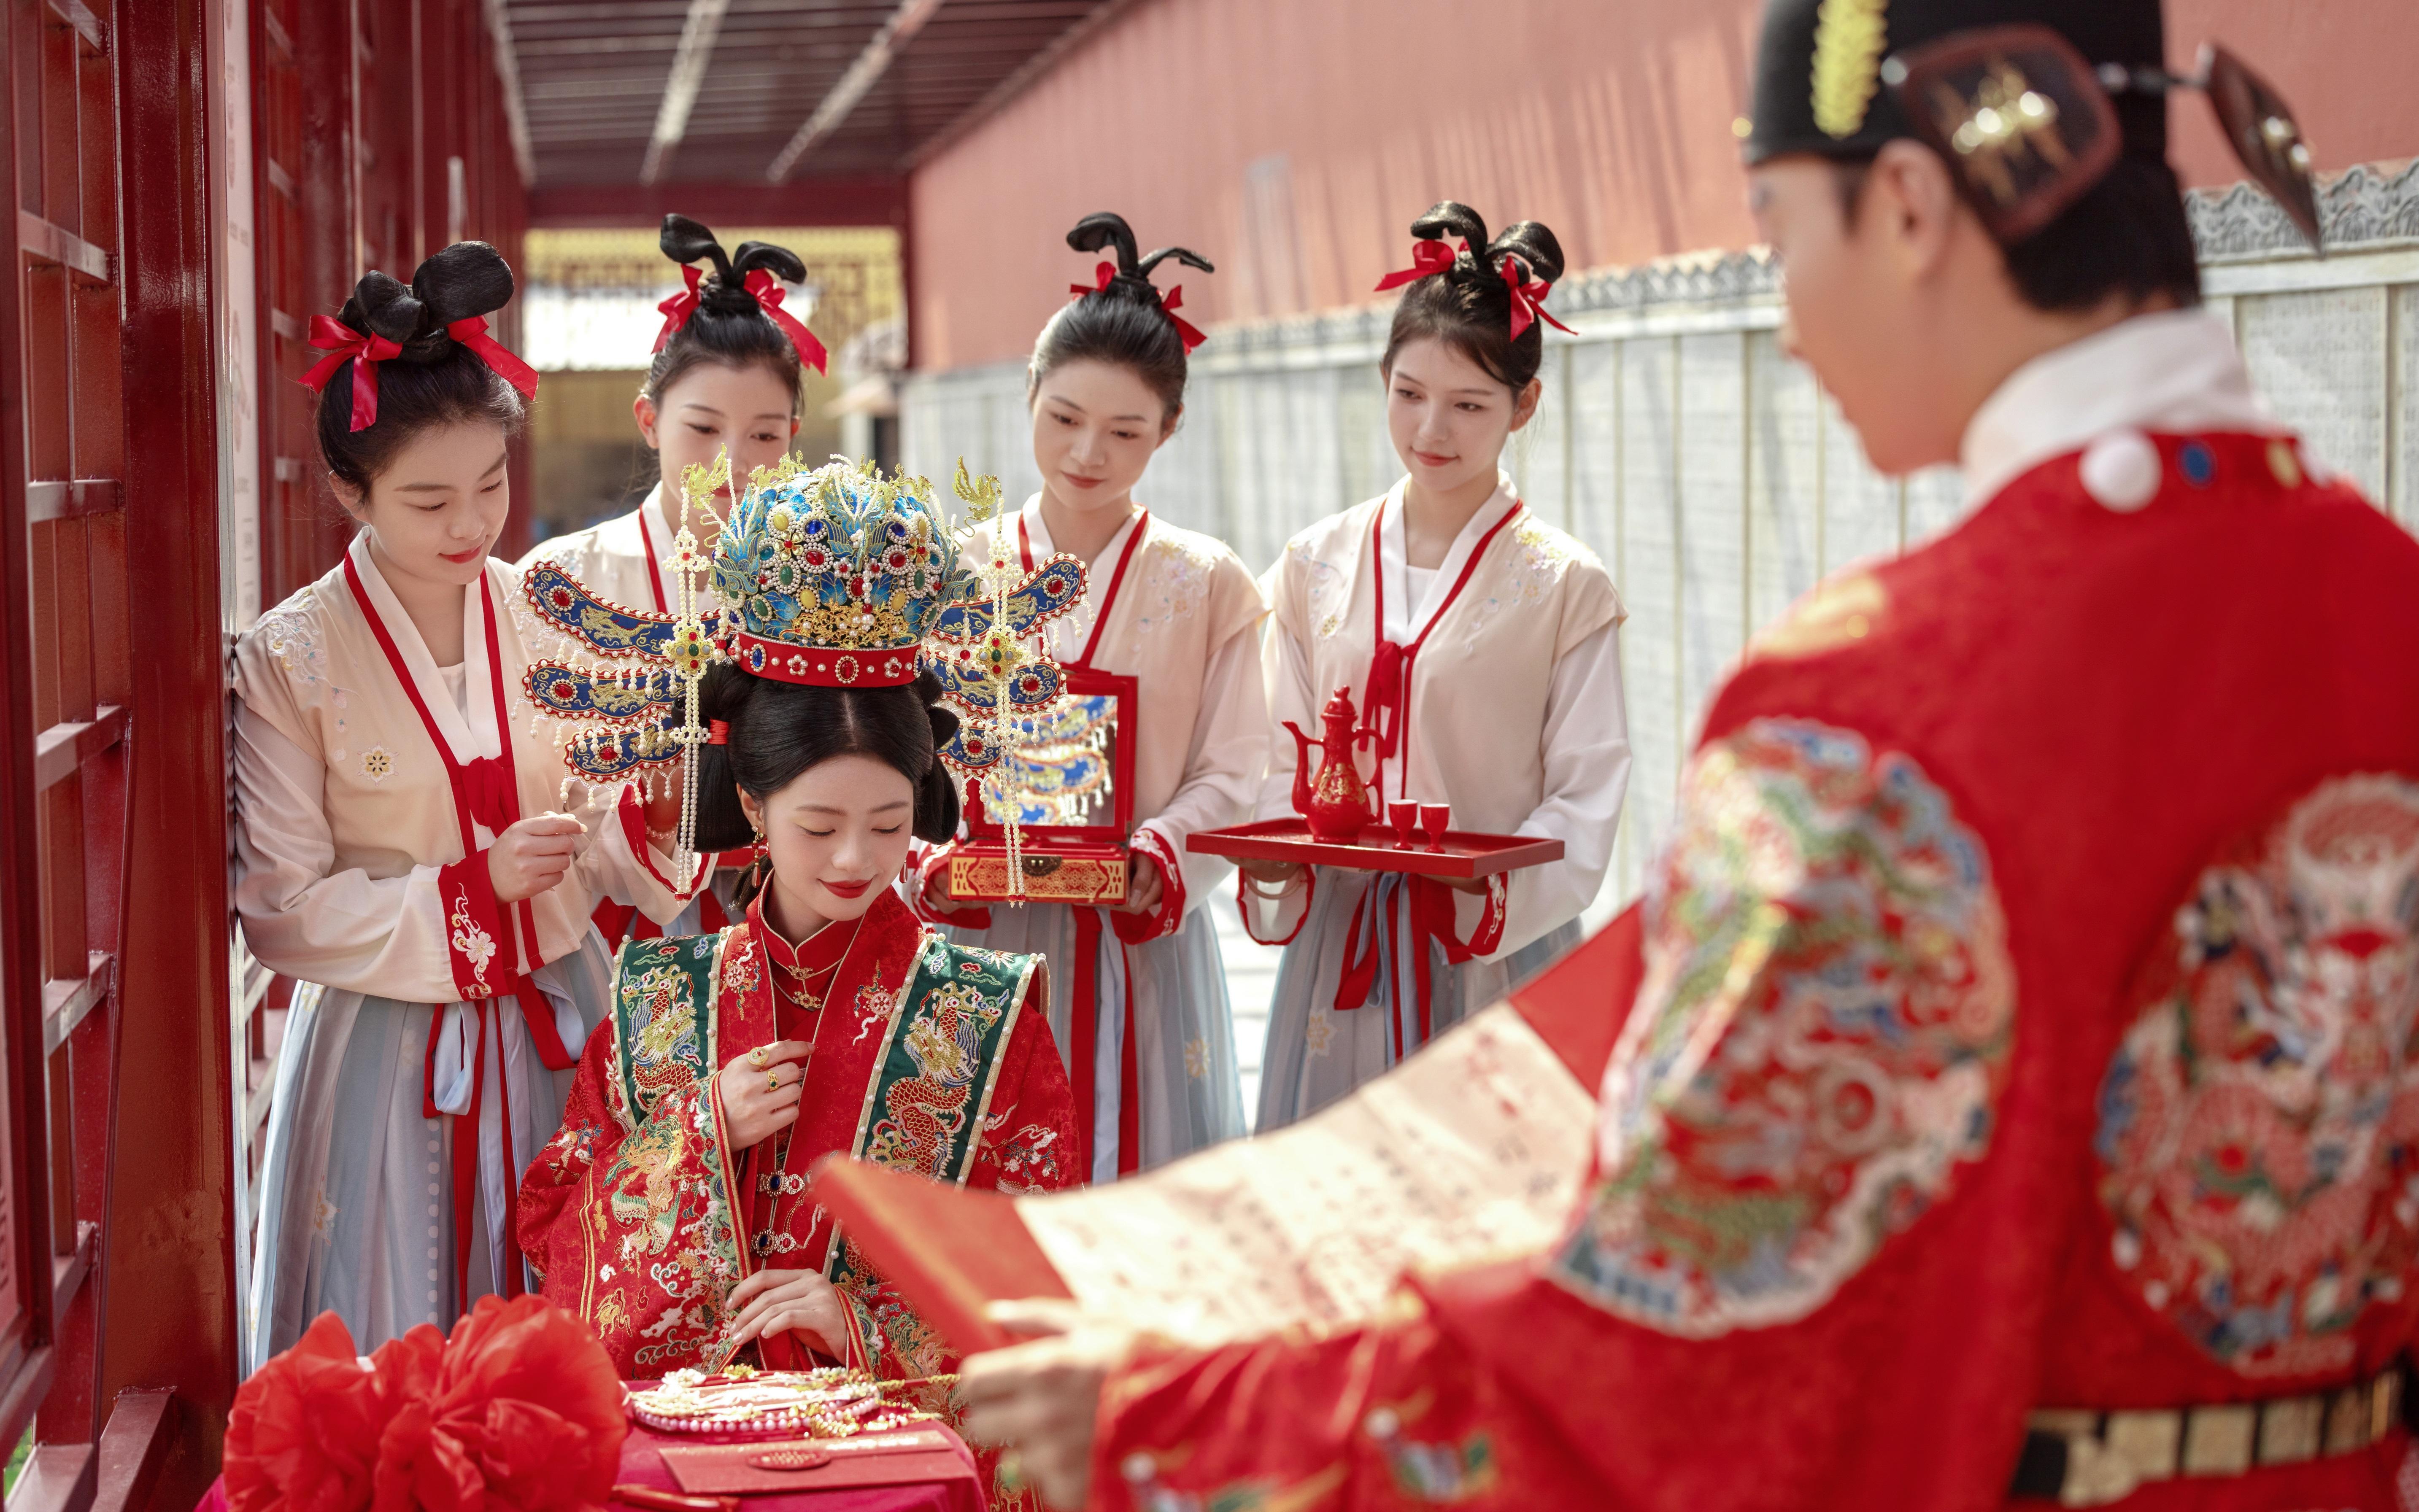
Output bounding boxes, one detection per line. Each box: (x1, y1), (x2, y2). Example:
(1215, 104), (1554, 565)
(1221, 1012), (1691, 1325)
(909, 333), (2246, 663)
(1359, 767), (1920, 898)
(1018, 506), (1149, 670)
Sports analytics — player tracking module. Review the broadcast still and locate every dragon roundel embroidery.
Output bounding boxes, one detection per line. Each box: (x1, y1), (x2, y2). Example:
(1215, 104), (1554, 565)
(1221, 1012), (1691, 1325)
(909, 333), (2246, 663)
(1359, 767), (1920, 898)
(2097, 773), (2419, 1377)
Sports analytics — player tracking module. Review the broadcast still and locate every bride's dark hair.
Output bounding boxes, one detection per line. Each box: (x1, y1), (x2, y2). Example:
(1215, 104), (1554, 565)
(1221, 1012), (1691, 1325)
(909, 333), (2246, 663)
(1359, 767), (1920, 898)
(691, 662), (961, 904)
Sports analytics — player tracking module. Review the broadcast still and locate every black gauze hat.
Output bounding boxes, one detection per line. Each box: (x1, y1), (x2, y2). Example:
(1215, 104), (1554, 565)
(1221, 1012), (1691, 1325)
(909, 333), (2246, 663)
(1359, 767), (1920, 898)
(1744, 0), (2166, 165)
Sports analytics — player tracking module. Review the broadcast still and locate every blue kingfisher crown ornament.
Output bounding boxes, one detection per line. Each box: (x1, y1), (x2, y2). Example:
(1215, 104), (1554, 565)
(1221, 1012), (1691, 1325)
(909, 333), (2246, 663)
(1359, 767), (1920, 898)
(520, 451), (1091, 896)
(714, 455), (964, 688)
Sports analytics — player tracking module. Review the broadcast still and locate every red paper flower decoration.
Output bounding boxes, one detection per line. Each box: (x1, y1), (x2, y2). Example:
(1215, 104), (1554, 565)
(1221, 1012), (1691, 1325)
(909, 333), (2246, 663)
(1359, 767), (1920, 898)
(223, 1296), (626, 1512)
(222, 1312), (388, 1512)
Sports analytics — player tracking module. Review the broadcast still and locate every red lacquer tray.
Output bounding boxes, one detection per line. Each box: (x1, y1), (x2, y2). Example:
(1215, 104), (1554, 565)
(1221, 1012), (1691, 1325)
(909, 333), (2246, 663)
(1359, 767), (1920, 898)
(1187, 818), (1563, 879)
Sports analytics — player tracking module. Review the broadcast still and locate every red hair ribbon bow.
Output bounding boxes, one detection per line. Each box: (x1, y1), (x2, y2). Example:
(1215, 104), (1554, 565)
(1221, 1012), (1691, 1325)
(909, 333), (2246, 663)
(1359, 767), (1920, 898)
(1070, 261), (1206, 353)
(653, 264), (703, 353)
(299, 316), (403, 432)
(1159, 286), (1206, 353)
(745, 268), (829, 374)
(1498, 254), (1573, 341)
(1373, 238), (1461, 292)
(447, 315), (541, 400)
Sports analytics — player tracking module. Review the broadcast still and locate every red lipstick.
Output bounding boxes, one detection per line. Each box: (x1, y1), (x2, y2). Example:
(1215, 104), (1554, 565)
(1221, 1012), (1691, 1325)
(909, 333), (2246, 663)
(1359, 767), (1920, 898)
(441, 547), (486, 565)
(821, 878), (872, 900)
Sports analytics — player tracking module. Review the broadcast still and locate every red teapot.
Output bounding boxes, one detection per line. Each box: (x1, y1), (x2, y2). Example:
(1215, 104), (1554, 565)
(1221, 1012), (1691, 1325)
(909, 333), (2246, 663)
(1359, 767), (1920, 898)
(1283, 687), (1381, 842)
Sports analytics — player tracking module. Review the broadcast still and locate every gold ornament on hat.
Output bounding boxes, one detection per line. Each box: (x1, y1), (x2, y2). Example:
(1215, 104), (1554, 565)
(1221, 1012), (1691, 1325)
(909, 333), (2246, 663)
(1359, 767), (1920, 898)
(1811, 0), (1890, 140)
(1933, 57), (2070, 205)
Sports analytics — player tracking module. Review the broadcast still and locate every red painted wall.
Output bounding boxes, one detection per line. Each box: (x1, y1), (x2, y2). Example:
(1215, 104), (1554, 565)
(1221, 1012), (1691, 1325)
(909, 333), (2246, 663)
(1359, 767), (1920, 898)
(907, 0), (2419, 373)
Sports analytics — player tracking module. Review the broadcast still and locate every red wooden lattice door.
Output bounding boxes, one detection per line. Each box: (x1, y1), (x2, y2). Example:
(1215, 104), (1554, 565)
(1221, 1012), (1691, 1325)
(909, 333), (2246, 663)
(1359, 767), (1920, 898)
(0, 0), (139, 1499)
(0, 0), (526, 1504)
(0, 0), (238, 1508)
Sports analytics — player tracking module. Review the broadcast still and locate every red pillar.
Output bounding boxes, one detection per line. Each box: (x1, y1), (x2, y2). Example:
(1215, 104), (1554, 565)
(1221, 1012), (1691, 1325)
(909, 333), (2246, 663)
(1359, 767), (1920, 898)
(103, 0), (240, 1508)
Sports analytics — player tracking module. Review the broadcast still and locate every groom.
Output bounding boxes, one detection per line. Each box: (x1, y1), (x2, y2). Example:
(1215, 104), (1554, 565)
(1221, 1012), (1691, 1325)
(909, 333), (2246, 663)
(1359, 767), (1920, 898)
(959, 1), (2419, 1507)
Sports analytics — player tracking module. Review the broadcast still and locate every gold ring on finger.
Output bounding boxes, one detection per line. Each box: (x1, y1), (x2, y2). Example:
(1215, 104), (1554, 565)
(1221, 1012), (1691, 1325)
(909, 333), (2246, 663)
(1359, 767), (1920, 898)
(749, 1046), (769, 1070)
(767, 1068), (781, 1092)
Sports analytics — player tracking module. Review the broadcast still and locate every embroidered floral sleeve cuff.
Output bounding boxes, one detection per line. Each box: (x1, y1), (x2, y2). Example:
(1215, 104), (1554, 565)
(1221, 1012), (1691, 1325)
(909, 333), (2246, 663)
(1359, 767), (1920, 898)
(437, 852), (510, 1000)
(1457, 873), (1509, 959)
(1113, 827), (1189, 944)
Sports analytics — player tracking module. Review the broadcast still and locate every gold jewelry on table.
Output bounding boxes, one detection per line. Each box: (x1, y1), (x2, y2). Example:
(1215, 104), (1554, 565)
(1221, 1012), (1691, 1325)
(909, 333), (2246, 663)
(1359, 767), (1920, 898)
(629, 1368), (956, 1441)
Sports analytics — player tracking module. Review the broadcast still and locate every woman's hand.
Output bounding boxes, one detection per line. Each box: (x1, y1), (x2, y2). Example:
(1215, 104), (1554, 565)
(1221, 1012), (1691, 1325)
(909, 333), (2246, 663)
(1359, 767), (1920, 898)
(1238, 857), (1307, 890)
(715, 1040), (811, 1150)
(724, 1268), (848, 1359)
(919, 858), (956, 913)
(958, 1300), (1137, 1511)
(1112, 854), (1165, 918)
(488, 814), (587, 903)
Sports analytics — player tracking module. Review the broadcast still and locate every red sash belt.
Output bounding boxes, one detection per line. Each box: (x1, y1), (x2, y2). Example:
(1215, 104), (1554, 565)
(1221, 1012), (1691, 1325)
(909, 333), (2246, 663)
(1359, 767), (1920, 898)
(1358, 501), (1523, 800)
(1331, 497), (1524, 1042)
(1062, 908), (1145, 1181)
(1018, 512), (1153, 1180)
(1334, 873), (1507, 1065)
(346, 553), (580, 1304)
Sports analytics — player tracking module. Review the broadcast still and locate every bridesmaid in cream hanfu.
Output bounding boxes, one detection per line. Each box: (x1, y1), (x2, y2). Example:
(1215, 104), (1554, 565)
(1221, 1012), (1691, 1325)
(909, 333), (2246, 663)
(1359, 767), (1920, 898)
(918, 213), (1269, 1179)
(519, 215), (819, 941)
(520, 214), (815, 621)
(1247, 204), (1631, 1130)
(237, 245), (695, 1366)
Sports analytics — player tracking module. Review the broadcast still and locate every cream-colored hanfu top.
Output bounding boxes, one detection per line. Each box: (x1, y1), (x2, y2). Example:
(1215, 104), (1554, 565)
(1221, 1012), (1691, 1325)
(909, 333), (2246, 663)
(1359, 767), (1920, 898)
(233, 534), (694, 1005)
(1249, 472), (1631, 957)
(951, 499), (1272, 929)
(516, 484), (705, 618)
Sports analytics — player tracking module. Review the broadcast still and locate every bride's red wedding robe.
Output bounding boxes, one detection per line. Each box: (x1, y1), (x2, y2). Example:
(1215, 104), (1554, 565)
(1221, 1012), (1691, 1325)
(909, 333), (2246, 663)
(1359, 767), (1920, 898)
(516, 887), (1080, 1388)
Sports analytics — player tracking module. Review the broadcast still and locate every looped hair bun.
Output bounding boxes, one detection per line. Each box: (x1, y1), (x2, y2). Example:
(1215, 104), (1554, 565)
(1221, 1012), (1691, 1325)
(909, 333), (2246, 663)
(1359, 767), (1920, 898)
(339, 241), (517, 364)
(660, 213), (807, 318)
(1382, 201), (1567, 394)
(1406, 201), (1566, 291)
(1066, 211), (1213, 311)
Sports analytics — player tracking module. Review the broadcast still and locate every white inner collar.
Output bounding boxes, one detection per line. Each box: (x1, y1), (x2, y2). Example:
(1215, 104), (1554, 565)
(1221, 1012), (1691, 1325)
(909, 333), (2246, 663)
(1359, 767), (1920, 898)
(1377, 472), (1520, 642)
(346, 531), (498, 764)
(1959, 307), (2279, 507)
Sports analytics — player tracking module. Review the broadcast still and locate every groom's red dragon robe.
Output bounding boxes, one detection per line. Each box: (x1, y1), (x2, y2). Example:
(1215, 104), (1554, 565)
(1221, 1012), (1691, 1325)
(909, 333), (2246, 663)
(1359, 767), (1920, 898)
(1088, 431), (2419, 1510)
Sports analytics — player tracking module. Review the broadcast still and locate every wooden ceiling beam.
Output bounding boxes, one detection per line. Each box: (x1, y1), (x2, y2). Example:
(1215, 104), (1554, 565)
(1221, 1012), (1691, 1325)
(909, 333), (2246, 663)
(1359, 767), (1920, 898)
(764, 0), (945, 181)
(639, 0), (732, 183)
